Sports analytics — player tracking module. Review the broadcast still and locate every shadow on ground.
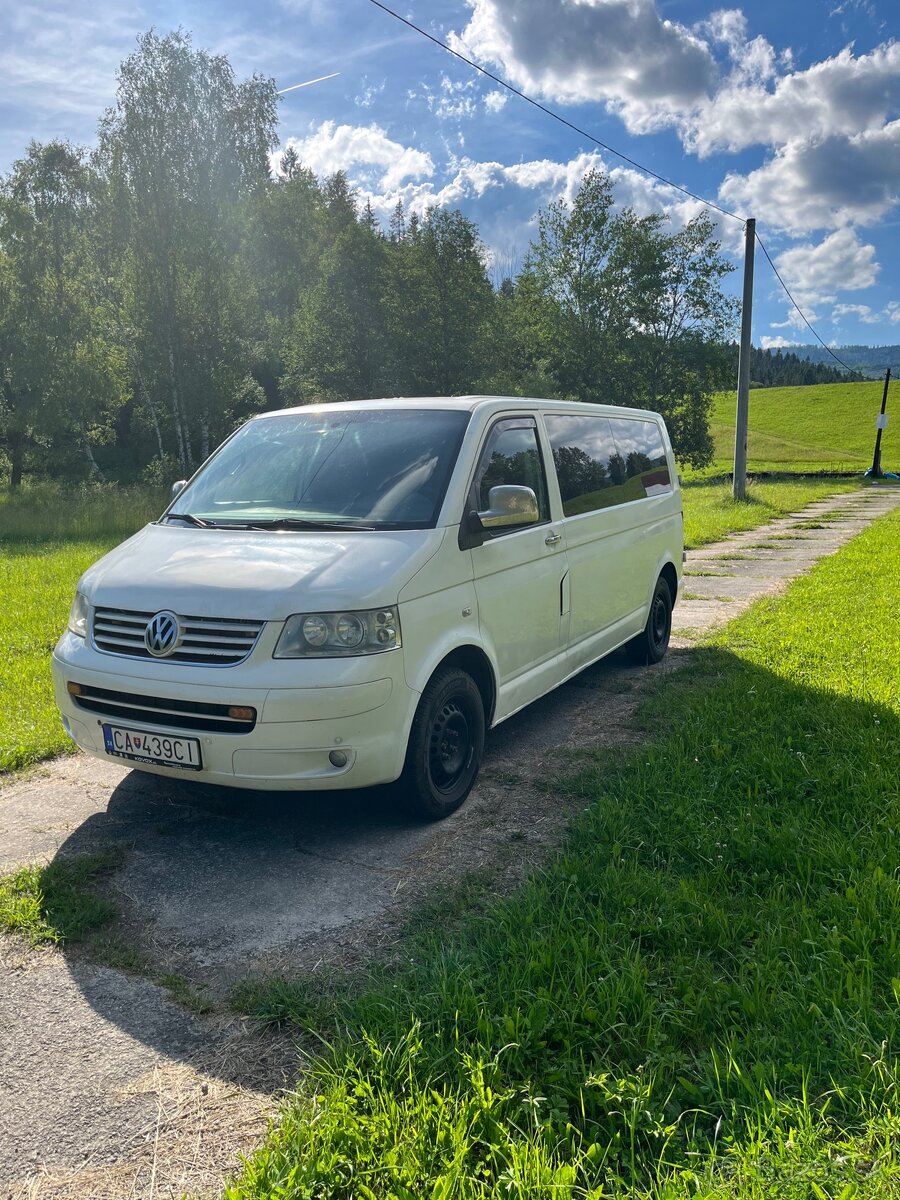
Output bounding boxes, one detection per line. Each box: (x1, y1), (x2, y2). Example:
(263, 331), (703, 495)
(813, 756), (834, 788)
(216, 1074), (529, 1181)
(38, 647), (654, 1059)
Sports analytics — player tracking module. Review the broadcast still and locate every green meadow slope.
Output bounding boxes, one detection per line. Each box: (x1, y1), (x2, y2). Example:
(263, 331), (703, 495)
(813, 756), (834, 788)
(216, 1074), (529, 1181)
(707, 379), (894, 474)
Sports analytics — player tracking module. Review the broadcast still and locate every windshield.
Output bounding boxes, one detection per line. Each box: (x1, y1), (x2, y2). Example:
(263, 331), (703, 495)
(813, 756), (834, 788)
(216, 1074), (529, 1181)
(165, 408), (471, 530)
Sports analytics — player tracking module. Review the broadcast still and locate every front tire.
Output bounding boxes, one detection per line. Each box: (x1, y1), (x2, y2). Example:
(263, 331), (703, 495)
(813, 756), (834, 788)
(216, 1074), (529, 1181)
(400, 668), (485, 820)
(626, 575), (673, 666)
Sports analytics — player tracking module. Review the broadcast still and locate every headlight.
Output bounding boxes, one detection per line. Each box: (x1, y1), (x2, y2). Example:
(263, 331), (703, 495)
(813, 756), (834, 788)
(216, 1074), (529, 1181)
(67, 592), (91, 638)
(274, 608), (402, 658)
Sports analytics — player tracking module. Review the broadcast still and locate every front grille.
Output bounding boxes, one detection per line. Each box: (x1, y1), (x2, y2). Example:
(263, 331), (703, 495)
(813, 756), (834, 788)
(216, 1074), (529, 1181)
(92, 607), (264, 666)
(73, 684), (257, 734)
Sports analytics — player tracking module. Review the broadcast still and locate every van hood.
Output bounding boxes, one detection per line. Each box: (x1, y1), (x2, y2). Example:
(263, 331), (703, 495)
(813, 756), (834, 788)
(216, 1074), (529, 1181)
(78, 523), (444, 620)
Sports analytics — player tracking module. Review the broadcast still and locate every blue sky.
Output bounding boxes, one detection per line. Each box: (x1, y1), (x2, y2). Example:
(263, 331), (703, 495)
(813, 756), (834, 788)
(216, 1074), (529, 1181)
(2, 0), (898, 349)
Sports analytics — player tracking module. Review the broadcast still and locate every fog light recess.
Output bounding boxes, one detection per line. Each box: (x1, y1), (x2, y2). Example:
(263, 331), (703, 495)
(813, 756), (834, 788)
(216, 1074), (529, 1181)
(329, 750), (349, 768)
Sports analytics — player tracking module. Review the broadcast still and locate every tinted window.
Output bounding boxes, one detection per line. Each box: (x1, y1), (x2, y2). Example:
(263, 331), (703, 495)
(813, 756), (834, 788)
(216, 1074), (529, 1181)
(608, 418), (672, 499)
(545, 414), (622, 516)
(473, 420), (549, 527)
(168, 409), (470, 530)
(546, 413), (671, 515)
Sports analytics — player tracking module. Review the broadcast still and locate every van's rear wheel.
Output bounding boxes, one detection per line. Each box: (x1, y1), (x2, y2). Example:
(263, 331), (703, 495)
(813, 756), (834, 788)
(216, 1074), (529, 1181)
(626, 575), (673, 666)
(400, 668), (485, 820)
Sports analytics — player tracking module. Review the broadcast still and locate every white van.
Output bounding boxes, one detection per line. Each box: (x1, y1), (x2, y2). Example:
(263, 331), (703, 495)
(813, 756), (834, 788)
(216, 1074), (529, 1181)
(53, 397), (683, 818)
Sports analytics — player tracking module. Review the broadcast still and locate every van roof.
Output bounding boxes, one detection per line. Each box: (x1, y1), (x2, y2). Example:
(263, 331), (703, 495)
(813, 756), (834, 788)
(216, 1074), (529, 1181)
(254, 396), (665, 421)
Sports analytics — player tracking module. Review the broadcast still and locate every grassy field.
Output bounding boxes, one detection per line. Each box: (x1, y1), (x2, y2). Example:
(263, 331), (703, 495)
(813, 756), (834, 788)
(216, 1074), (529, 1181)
(0, 476), (860, 775)
(227, 505), (900, 1198)
(706, 379), (895, 475)
(0, 484), (167, 774)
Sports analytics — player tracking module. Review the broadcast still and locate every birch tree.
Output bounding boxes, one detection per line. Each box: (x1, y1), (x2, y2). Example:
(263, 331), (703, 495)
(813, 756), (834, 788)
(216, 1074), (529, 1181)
(0, 141), (124, 488)
(98, 30), (278, 472)
(518, 170), (736, 466)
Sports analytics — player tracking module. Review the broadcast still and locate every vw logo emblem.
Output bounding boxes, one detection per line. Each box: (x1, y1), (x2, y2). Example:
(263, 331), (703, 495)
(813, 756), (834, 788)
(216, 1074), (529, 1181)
(145, 611), (181, 658)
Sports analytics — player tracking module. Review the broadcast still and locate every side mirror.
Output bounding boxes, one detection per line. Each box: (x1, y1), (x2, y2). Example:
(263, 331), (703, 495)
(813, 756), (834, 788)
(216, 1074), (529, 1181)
(171, 479), (187, 500)
(478, 485), (539, 529)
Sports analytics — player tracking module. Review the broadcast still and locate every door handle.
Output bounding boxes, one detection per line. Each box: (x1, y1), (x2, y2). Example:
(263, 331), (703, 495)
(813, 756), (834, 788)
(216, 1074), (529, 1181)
(545, 532), (562, 546)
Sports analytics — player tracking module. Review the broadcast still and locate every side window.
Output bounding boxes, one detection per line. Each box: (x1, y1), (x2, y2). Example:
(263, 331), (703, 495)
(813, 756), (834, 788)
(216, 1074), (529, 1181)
(473, 419), (549, 528)
(608, 418), (672, 499)
(544, 414), (622, 516)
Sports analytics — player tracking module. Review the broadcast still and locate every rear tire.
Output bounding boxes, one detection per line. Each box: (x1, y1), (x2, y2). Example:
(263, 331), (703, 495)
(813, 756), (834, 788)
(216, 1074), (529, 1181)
(399, 668), (485, 820)
(626, 575), (673, 666)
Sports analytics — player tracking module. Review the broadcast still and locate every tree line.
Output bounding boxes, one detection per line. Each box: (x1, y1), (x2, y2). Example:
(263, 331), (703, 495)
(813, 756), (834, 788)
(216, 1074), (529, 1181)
(0, 30), (739, 491)
(728, 345), (864, 388)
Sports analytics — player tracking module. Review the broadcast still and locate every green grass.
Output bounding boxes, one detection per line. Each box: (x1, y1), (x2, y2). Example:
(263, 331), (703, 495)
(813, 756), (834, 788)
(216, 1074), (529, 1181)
(0, 480), (167, 544)
(0, 483), (167, 774)
(0, 539), (121, 772)
(0, 849), (124, 945)
(706, 380), (896, 474)
(227, 507), (900, 1199)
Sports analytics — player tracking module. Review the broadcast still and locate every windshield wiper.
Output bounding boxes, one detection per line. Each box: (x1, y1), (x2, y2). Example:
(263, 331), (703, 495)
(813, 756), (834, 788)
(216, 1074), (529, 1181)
(166, 512), (211, 527)
(242, 518), (379, 532)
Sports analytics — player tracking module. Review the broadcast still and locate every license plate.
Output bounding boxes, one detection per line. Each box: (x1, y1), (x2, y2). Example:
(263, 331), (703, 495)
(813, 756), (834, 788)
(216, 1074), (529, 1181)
(102, 724), (202, 771)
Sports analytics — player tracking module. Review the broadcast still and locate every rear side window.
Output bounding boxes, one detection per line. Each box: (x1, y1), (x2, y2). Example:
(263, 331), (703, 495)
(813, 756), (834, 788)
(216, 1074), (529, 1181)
(545, 413), (672, 516)
(607, 418), (672, 500)
(473, 418), (550, 526)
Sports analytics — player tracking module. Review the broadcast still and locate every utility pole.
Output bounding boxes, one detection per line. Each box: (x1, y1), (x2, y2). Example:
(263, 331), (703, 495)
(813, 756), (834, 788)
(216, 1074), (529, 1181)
(870, 367), (891, 477)
(733, 217), (756, 501)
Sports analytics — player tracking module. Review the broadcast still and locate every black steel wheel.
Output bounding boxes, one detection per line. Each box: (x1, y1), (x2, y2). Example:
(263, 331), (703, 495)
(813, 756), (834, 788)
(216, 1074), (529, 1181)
(626, 575), (673, 666)
(400, 667), (485, 820)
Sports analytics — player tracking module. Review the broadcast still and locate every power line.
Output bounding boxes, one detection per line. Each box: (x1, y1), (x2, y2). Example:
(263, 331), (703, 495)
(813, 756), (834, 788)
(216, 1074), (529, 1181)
(754, 235), (858, 375)
(367, 0), (745, 224)
(368, 0), (871, 379)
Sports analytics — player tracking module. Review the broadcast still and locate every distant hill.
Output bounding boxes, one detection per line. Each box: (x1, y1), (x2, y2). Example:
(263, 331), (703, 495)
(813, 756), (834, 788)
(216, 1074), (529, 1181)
(782, 344), (900, 378)
(729, 345), (865, 387)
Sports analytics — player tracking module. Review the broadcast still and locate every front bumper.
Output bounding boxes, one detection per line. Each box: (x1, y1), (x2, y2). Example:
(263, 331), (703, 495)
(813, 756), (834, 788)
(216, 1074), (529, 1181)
(51, 632), (417, 791)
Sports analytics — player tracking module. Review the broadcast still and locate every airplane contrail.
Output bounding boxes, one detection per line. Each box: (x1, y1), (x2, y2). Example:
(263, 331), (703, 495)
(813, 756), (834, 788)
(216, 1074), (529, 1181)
(277, 72), (341, 95)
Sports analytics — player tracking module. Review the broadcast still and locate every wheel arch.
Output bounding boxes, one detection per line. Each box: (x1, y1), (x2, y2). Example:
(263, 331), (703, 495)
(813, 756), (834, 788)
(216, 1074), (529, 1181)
(426, 644), (497, 728)
(659, 559), (679, 607)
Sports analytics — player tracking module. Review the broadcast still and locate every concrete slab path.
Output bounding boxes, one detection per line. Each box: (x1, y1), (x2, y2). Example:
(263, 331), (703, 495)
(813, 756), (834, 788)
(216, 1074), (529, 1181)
(1, 484), (898, 1198)
(673, 485), (900, 642)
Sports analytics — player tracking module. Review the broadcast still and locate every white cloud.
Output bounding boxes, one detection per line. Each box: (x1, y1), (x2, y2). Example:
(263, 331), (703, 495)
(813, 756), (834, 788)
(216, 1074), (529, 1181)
(773, 228), (879, 310)
(683, 43), (900, 157)
(760, 335), (799, 349)
(484, 90), (508, 113)
(448, 2), (900, 239)
(719, 122), (900, 233)
(451, 1), (900, 155)
(279, 121), (434, 191)
(274, 122), (738, 276)
(450, 0), (718, 132)
(695, 9), (777, 85)
(355, 79), (385, 109)
(421, 75), (479, 121)
(831, 301), (900, 326)
(831, 303), (880, 324)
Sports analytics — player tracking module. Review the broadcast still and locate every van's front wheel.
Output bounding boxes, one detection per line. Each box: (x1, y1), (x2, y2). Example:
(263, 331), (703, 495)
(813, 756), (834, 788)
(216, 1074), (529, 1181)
(626, 575), (673, 665)
(400, 668), (485, 820)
